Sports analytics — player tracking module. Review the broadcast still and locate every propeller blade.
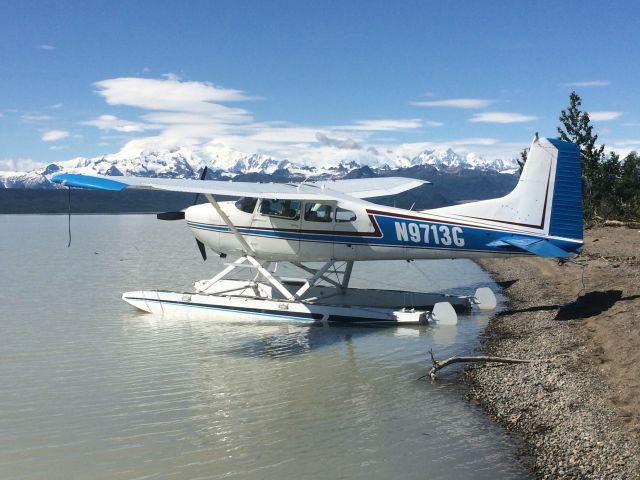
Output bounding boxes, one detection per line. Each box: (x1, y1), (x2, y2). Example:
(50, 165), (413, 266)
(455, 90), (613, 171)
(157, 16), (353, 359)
(196, 239), (207, 261)
(193, 166), (209, 206)
(156, 211), (185, 221)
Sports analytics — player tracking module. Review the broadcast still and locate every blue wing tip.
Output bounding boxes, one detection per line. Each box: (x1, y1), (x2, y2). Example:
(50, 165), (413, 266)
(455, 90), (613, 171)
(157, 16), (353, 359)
(51, 173), (128, 191)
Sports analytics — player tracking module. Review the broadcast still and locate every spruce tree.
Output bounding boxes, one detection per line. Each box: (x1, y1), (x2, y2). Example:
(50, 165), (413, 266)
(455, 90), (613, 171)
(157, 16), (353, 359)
(557, 91), (606, 219)
(517, 148), (528, 173)
(619, 152), (640, 219)
(597, 151), (623, 218)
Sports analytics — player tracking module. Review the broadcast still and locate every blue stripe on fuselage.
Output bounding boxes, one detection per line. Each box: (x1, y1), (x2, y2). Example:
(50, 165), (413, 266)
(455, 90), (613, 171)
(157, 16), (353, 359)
(187, 213), (581, 255)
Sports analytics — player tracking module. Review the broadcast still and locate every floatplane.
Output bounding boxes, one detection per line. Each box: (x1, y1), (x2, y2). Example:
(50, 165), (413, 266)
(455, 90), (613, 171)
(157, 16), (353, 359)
(52, 136), (582, 326)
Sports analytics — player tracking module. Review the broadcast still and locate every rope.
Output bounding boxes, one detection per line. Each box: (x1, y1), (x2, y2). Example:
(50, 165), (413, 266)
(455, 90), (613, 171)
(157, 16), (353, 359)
(559, 257), (588, 297)
(67, 186), (72, 248)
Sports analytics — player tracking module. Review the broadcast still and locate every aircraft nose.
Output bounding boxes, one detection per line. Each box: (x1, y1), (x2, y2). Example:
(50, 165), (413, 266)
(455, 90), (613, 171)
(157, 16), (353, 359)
(185, 203), (215, 224)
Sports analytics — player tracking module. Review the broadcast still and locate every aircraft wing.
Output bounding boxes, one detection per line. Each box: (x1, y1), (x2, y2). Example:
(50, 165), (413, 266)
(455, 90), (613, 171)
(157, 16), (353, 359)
(51, 173), (428, 200)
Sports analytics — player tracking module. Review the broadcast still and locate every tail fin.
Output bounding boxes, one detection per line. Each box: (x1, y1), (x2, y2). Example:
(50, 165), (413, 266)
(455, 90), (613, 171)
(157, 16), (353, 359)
(430, 136), (583, 240)
(545, 138), (582, 240)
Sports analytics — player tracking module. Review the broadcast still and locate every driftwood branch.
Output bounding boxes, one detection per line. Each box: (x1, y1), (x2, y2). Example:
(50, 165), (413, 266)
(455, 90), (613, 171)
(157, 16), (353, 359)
(424, 349), (568, 381)
(603, 219), (640, 229)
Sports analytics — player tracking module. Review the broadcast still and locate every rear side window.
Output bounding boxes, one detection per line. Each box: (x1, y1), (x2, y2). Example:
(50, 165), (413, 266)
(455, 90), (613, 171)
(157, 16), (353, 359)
(259, 199), (301, 219)
(335, 207), (357, 222)
(235, 197), (257, 213)
(304, 203), (333, 223)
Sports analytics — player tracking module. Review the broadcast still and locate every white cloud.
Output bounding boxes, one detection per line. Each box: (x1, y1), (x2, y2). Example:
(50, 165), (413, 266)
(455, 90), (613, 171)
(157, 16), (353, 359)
(334, 119), (423, 131)
(0, 158), (47, 172)
(244, 126), (322, 143)
(21, 114), (53, 121)
(412, 98), (494, 109)
(142, 107), (250, 125)
(315, 133), (361, 150)
(468, 112), (538, 123)
(41, 129), (69, 141)
(606, 139), (640, 159)
(448, 138), (500, 146)
(83, 114), (155, 132)
(561, 81), (610, 88)
(589, 111), (622, 121)
(37, 44), (56, 50)
(94, 77), (254, 112)
(81, 76), (536, 166)
(49, 103), (63, 109)
(609, 139), (640, 148)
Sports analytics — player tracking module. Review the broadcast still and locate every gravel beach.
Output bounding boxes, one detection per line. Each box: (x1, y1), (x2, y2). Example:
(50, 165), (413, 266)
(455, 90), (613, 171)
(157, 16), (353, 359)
(468, 227), (640, 479)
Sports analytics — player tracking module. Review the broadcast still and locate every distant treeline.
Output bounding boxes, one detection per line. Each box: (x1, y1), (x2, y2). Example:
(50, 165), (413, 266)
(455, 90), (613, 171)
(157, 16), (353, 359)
(0, 189), (208, 214)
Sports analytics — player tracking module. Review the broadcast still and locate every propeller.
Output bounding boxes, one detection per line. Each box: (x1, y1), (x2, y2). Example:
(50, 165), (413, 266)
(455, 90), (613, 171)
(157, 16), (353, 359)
(196, 239), (207, 261)
(192, 166), (208, 206)
(156, 166), (210, 261)
(156, 166), (209, 221)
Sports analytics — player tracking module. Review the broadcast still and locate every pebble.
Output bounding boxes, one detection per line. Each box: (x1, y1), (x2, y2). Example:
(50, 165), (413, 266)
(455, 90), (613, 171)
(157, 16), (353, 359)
(464, 258), (640, 479)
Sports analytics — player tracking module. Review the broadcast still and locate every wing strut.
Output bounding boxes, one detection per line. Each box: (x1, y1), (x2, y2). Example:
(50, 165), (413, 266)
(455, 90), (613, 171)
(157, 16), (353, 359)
(203, 193), (255, 256)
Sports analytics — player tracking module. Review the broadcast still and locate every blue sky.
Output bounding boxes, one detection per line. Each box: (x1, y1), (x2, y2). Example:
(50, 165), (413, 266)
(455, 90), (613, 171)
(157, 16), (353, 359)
(2, 0), (639, 171)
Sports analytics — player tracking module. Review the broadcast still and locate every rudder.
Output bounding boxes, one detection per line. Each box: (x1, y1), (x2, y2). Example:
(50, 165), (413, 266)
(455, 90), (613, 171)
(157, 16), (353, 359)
(546, 138), (583, 240)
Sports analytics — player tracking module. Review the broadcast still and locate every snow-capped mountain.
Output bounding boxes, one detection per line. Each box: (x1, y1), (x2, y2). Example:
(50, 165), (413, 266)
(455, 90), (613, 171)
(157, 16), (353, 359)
(0, 145), (519, 189)
(390, 148), (518, 173)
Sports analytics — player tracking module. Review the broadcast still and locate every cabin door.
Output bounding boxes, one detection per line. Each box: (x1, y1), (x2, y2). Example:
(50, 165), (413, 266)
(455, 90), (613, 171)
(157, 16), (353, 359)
(250, 198), (301, 257)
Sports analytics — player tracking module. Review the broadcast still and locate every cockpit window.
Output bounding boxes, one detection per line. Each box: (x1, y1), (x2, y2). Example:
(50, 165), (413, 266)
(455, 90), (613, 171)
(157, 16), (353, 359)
(335, 207), (357, 222)
(304, 203), (333, 223)
(235, 197), (258, 214)
(259, 199), (301, 219)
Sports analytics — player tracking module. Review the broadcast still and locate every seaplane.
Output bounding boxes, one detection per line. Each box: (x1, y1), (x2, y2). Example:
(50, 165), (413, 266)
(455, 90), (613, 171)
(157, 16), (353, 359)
(52, 136), (582, 326)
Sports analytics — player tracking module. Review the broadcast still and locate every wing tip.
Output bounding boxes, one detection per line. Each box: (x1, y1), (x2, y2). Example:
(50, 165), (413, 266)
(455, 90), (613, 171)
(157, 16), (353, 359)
(51, 173), (128, 191)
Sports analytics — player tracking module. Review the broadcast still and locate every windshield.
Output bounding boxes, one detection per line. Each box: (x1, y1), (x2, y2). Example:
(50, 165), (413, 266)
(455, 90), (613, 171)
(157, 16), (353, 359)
(234, 197), (258, 214)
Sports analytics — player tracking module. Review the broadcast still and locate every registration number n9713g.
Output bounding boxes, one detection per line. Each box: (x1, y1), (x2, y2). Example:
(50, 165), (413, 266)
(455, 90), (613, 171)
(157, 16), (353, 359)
(394, 222), (465, 247)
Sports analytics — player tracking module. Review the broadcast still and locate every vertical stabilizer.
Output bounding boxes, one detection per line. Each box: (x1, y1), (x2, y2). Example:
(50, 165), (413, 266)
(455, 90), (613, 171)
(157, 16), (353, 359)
(428, 136), (583, 240)
(546, 138), (583, 240)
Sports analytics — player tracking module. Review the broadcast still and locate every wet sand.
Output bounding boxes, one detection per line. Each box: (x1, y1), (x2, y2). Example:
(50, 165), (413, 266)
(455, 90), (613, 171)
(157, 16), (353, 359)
(469, 227), (640, 479)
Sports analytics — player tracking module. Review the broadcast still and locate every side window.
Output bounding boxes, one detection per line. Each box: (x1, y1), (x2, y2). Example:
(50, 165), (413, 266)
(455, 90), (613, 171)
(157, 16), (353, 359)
(304, 203), (333, 223)
(235, 197), (257, 214)
(259, 199), (301, 219)
(335, 207), (357, 222)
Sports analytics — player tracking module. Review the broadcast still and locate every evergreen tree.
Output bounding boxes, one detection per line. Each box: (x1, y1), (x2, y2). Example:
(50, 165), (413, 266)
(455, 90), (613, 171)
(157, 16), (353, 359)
(596, 152), (623, 218)
(557, 91), (605, 219)
(619, 151), (640, 219)
(517, 148), (528, 173)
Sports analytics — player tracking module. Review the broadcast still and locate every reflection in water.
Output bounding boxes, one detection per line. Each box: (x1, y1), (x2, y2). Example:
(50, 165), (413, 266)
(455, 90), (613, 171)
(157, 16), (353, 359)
(0, 215), (527, 480)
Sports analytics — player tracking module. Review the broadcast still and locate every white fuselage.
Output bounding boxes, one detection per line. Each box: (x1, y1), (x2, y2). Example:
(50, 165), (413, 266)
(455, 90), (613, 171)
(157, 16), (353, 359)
(184, 197), (579, 262)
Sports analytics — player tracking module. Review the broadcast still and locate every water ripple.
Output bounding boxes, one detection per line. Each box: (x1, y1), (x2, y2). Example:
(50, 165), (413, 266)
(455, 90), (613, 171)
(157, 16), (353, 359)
(0, 215), (527, 480)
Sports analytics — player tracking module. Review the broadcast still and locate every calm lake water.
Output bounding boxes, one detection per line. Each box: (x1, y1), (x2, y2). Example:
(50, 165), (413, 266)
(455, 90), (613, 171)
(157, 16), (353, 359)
(0, 215), (527, 479)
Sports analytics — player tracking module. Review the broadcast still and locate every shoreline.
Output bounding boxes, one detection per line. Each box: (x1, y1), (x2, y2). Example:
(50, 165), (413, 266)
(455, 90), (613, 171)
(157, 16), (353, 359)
(468, 227), (640, 479)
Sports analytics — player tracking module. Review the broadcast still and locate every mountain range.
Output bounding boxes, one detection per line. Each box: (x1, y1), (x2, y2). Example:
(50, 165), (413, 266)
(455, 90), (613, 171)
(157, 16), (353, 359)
(0, 145), (519, 189)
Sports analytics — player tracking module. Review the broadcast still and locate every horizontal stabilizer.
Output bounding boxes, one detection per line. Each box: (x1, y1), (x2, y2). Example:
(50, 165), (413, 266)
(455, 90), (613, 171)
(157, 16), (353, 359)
(492, 236), (572, 258)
